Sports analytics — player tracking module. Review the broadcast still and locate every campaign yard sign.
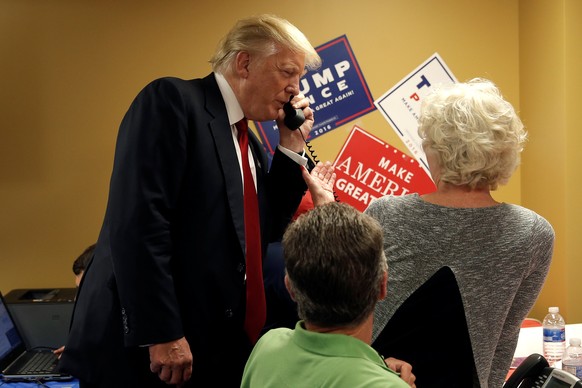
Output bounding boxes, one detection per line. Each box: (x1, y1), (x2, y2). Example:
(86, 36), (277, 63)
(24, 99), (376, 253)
(374, 53), (457, 177)
(333, 126), (436, 212)
(254, 35), (375, 159)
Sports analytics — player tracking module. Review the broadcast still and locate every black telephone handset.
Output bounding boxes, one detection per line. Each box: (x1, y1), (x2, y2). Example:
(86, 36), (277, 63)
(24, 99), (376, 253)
(504, 353), (582, 388)
(283, 95), (318, 162)
(283, 96), (305, 131)
(283, 95), (340, 202)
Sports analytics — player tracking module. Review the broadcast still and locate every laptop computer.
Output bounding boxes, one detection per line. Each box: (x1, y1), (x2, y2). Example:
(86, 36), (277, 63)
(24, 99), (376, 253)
(0, 290), (72, 382)
(4, 288), (76, 350)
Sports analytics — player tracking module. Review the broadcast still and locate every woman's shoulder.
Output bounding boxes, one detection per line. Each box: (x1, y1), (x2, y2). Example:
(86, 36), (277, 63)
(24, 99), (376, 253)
(367, 193), (420, 209)
(505, 204), (553, 227)
(365, 194), (422, 221)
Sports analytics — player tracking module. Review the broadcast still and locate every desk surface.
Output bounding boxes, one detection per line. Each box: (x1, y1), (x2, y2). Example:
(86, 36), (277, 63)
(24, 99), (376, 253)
(514, 323), (582, 358)
(512, 322), (582, 373)
(0, 379), (79, 388)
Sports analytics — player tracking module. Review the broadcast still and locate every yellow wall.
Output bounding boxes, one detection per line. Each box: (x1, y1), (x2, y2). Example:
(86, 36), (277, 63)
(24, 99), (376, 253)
(520, 0), (582, 323)
(0, 0), (576, 322)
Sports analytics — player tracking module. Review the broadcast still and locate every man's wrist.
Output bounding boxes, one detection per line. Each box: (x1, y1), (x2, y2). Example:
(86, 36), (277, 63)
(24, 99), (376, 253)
(278, 145), (307, 166)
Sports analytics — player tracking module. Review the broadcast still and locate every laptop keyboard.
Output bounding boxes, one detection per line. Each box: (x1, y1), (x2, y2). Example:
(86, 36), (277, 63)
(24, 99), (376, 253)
(20, 352), (57, 374)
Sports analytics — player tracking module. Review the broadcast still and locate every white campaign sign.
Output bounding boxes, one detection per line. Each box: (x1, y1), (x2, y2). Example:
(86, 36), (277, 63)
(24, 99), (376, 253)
(374, 53), (457, 177)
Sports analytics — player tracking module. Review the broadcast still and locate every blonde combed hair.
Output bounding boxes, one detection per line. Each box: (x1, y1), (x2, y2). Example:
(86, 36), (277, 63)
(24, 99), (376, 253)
(209, 14), (321, 74)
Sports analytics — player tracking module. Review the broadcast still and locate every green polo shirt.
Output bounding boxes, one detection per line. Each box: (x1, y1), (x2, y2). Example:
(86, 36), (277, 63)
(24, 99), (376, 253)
(241, 321), (409, 387)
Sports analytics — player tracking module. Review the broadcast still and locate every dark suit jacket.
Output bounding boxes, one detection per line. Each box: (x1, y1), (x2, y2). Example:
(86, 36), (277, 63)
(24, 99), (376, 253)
(59, 74), (307, 387)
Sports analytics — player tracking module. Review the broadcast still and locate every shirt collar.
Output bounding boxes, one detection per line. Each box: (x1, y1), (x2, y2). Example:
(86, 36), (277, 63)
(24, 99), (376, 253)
(215, 72), (244, 126)
(291, 321), (391, 371)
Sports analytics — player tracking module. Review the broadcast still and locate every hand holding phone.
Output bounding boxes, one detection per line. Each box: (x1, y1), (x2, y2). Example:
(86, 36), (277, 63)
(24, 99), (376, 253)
(283, 95), (339, 205)
(283, 95), (305, 130)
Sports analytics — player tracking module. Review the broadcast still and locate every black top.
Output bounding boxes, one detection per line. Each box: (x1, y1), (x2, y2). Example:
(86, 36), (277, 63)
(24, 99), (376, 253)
(372, 266), (477, 387)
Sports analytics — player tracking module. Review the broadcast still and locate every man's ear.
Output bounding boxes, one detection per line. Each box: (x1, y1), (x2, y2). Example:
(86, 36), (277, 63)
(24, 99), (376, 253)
(284, 274), (296, 301)
(234, 51), (251, 78)
(378, 271), (388, 301)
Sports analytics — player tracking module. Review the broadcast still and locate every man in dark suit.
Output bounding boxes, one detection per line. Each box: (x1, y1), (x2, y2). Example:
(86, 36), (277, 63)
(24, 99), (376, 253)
(59, 14), (324, 387)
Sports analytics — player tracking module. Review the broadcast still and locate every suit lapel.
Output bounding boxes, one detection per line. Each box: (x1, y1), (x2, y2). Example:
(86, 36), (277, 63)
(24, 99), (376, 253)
(202, 74), (246, 254)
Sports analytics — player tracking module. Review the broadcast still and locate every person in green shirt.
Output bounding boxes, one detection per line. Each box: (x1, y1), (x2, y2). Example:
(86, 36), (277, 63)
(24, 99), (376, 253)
(241, 202), (416, 387)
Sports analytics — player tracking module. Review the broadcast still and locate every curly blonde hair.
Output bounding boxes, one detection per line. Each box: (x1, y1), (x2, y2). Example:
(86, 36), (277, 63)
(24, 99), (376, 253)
(418, 78), (527, 190)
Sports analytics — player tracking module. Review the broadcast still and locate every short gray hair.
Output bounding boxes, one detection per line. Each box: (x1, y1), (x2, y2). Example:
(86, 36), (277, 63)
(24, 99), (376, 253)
(282, 202), (386, 328)
(418, 78), (527, 190)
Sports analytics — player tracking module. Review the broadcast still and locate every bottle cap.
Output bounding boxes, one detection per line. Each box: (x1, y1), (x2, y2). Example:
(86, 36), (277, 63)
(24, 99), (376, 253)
(549, 306), (559, 313)
(570, 338), (581, 346)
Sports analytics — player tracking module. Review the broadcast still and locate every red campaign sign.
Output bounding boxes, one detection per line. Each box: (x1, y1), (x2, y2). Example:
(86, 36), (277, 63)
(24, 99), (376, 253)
(333, 126), (436, 212)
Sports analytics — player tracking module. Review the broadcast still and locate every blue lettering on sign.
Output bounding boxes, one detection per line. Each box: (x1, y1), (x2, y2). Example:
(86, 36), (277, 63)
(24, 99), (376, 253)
(409, 75), (432, 102)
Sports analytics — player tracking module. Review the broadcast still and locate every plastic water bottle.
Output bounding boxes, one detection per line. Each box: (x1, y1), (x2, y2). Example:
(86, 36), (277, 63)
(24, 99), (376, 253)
(543, 306), (566, 366)
(562, 338), (582, 379)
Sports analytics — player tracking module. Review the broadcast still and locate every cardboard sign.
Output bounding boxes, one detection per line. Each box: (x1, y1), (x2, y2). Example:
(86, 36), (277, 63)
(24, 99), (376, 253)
(254, 35), (375, 159)
(374, 53), (457, 176)
(333, 126), (436, 212)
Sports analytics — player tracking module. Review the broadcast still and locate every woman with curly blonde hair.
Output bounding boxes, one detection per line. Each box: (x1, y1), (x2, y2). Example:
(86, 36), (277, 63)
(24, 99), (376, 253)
(366, 78), (554, 388)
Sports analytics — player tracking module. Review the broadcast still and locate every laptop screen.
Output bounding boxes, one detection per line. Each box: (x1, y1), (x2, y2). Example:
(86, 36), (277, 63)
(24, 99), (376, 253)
(0, 295), (24, 362)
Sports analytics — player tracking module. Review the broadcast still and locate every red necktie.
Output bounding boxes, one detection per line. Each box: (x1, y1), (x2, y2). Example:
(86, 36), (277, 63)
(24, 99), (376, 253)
(236, 119), (266, 343)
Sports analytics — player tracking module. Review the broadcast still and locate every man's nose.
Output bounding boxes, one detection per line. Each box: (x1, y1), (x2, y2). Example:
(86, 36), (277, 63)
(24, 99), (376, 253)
(287, 75), (302, 95)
